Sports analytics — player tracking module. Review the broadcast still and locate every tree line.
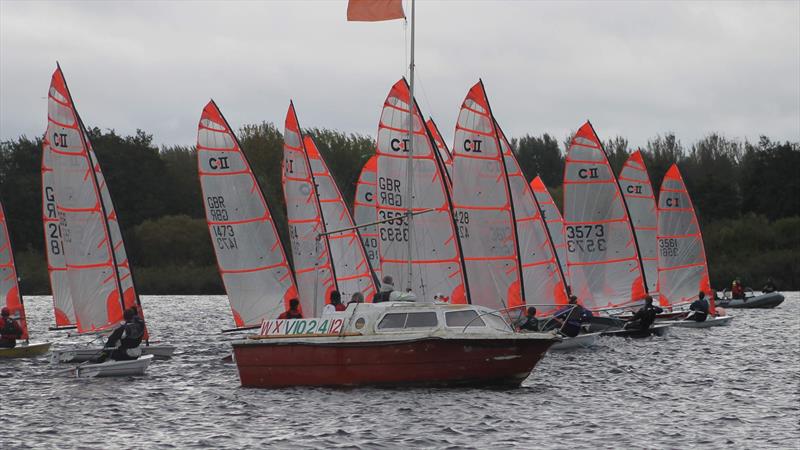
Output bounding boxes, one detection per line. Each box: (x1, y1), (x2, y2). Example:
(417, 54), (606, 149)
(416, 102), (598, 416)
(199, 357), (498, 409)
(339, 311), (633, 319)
(1, 124), (798, 294)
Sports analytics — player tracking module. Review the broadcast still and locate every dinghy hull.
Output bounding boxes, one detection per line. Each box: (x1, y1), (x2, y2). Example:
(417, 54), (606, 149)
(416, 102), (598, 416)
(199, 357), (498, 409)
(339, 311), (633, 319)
(549, 333), (600, 351)
(601, 324), (671, 339)
(0, 342), (52, 358)
(716, 292), (784, 309)
(233, 336), (554, 388)
(669, 316), (733, 328)
(51, 344), (176, 363)
(73, 354), (154, 378)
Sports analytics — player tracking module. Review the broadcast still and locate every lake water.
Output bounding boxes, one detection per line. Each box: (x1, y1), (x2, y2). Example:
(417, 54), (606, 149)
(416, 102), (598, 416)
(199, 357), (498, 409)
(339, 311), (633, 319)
(3, 293), (799, 449)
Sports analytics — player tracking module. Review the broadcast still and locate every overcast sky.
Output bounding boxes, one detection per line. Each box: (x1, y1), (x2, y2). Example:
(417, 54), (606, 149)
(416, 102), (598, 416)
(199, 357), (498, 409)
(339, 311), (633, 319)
(1, 0), (798, 150)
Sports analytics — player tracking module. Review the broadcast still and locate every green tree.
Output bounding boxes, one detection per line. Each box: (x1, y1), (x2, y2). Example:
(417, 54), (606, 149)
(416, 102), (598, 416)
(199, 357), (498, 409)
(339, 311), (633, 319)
(513, 133), (564, 187)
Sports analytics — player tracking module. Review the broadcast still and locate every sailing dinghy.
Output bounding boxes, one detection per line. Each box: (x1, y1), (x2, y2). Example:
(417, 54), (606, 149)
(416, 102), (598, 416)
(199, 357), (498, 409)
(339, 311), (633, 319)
(656, 164), (732, 327)
(0, 200), (52, 358)
(282, 103), (377, 314)
(198, 100), (299, 330)
(46, 65), (173, 366)
(619, 150), (658, 294)
(530, 176), (569, 285)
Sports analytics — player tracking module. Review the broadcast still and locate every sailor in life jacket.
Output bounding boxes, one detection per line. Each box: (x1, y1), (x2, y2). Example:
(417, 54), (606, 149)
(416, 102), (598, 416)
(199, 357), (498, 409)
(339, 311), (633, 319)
(100, 308), (145, 361)
(0, 307), (23, 349)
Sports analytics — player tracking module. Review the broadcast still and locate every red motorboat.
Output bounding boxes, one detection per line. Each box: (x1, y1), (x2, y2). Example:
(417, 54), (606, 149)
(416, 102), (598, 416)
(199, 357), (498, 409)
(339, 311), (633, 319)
(232, 301), (558, 388)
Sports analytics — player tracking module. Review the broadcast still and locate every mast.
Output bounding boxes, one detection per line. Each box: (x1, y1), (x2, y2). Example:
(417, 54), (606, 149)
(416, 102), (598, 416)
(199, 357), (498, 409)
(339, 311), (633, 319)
(404, 0), (416, 291)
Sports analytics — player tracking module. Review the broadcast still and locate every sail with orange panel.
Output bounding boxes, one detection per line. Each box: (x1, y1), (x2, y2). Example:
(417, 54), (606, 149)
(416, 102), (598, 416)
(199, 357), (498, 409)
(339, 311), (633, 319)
(353, 155), (381, 280)
(619, 150), (658, 293)
(562, 121), (646, 310)
(451, 80), (523, 311)
(656, 164), (712, 307)
(197, 100), (298, 327)
(46, 65), (140, 332)
(496, 123), (568, 315)
(530, 176), (569, 285)
(41, 140), (75, 328)
(375, 79), (468, 302)
(0, 200), (28, 340)
(426, 117), (453, 185)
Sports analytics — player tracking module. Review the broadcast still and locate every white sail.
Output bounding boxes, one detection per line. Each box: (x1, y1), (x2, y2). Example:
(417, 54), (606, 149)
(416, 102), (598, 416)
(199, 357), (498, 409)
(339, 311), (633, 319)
(41, 140), (75, 327)
(197, 100), (298, 327)
(0, 201), (28, 339)
(375, 79), (468, 303)
(530, 176), (569, 286)
(619, 150), (658, 293)
(353, 155), (381, 281)
(656, 164), (712, 307)
(282, 103), (335, 316)
(305, 135), (378, 303)
(562, 122), (646, 310)
(426, 118), (453, 185)
(451, 81), (522, 311)
(496, 124), (568, 315)
(46, 66), (128, 332)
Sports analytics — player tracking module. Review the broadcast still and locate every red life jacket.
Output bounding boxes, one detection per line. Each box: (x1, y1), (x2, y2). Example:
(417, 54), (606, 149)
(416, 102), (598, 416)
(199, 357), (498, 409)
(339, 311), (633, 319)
(0, 317), (22, 340)
(335, 303), (347, 312)
(278, 309), (303, 320)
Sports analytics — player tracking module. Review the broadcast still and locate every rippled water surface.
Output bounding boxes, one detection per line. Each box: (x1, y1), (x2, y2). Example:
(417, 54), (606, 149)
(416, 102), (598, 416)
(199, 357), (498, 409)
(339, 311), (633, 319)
(3, 293), (799, 449)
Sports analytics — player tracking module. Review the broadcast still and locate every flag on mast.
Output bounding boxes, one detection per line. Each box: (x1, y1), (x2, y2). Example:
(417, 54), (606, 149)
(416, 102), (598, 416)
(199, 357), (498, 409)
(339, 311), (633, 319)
(347, 0), (405, 22)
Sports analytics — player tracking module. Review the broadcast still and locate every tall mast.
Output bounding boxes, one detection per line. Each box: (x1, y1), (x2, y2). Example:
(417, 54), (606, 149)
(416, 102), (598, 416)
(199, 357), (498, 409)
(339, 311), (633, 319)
(404, 0), (416, 291)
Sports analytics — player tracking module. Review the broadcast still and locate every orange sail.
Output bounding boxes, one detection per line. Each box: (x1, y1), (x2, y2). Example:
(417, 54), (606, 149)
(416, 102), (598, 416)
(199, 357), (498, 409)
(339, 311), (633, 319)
(451, 81), (523, 311)
(0, 201), (28, 340)
(197, 100), (298, 327)
(562, 121), (646, 310)
(619, 150), (658, 293)
(375, 79), (468, 302)
(656, 164), (712, 306)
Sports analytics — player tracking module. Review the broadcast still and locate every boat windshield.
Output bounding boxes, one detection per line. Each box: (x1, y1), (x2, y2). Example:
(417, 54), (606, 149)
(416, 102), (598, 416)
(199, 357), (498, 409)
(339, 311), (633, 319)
(445, 310), (485, 328)
(377, 312), (438, 330)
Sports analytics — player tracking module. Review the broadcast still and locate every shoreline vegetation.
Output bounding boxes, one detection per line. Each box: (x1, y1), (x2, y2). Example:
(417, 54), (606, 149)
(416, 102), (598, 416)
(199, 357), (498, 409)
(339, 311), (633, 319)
(2, 125), (798, 294)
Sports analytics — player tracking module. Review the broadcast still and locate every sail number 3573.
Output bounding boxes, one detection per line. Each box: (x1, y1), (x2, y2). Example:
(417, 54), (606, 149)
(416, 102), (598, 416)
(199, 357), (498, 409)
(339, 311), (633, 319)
(566, 225), (607, 253)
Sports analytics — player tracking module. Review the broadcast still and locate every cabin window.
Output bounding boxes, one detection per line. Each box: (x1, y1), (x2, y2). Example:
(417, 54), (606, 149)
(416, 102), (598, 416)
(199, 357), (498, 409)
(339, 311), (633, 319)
(445, 310), (485, 327)
(377, 312), (438, 330)
(404, 312), (438, 328)
(377, 313), (407, 330)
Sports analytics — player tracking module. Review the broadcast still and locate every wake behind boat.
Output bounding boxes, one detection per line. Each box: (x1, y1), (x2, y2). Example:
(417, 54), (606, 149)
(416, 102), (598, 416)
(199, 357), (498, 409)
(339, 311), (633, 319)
(233, 301), (558, 388)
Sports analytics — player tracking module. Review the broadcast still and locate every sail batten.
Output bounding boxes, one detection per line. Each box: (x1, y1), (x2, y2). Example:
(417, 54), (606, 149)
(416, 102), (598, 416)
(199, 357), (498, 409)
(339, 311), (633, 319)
(198, 100), (298, 327)
(452, 81), (522, 311)
(656, 164), (712, 307)
(375, 79), (467, 302)
(562, 122), (646, 310)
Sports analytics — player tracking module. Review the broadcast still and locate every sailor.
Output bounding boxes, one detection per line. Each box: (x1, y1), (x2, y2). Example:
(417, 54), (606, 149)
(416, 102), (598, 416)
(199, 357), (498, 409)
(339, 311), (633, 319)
(688, 291), (710, 322)
(516, 306), (540, 332)
(99, 308), (145, 361)
(433, 293), (450, 303)
(348, 292), (365, 305)
(278, 298), (303, 320)
(323, 291), (346, 315)
(762, 278), (777, 293)
(373, 275), (397, 303)
(547, 296), (591, 337)
(0, 307), (23, 349)
(731, 279), (745, 299)
(624, 295), (663, 331)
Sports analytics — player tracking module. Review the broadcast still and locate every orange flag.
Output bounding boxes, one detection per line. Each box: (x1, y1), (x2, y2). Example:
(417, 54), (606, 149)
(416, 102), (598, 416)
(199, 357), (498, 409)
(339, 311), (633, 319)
(347, 0), (405, 22)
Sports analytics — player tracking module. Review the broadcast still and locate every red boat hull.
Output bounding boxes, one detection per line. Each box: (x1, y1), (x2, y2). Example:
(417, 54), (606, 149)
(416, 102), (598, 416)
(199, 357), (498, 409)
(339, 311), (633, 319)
(232, 337), (554, 388)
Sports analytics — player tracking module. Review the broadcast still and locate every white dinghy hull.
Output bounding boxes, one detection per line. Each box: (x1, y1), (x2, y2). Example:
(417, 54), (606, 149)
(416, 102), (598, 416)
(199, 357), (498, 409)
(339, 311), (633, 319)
(73, 354), (154, 378)
(549, 332), (600, 351)
(669, 316), (733, 329)
(51, 344), (176, 363)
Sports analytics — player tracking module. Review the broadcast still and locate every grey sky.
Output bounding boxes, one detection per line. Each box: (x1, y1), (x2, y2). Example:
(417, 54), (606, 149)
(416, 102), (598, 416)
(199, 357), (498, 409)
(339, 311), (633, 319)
(1, 0), (798, 150)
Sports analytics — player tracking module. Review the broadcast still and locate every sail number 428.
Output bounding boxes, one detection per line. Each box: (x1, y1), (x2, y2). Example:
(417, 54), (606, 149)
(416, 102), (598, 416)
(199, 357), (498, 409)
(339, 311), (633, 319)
(566, 225), (606, 253)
